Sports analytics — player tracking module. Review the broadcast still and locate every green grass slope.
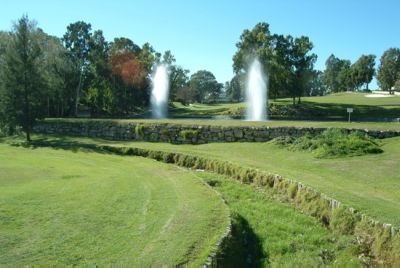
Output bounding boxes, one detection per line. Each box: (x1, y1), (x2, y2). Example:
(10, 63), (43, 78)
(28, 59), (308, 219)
(0, 142), (229, 266)
(168, 92), (400, 121)
(106, 136), (400, 227)
(198, 173), (357, 266)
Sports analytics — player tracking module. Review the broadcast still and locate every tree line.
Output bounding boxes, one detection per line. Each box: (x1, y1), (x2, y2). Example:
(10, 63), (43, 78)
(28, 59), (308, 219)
(225, 22), (400, 103)
(1, 16), (400, 141)
(0, 15), (223, 140)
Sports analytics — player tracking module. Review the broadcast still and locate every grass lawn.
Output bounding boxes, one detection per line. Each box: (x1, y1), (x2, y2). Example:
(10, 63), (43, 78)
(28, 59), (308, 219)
(90, 136), (400, 227)
(167, 91), (400, 121)
(275, 92), (400, 120)
(197, 172), (357, 267)
(1, 136), (363, 266)
(0, 141), (229, 266)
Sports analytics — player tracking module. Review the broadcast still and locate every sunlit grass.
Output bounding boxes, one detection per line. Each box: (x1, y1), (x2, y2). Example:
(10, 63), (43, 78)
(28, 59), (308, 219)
(0, 142), (229, 266)
(198, 173), (358, 266)
(91, 135), (400, 227)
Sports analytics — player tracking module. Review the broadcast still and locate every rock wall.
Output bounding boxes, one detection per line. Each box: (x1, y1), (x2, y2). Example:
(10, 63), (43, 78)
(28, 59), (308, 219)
(33, 121), (400, 144)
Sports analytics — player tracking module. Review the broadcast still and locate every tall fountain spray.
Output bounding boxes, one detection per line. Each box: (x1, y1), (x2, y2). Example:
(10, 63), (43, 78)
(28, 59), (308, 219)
(151, 64), (169, 119)
(246, 58), (268, 121)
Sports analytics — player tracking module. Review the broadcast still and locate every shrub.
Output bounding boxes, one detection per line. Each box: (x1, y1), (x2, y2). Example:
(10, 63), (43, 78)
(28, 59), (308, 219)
(253, 173), (275, 187)
(330, 206), (359, 235)
(390, 234), (400, 265)
(275, 128), (383, 158)
(272, 135), (295, 147)
(135, 124), (145, 138)
(179, 129), (199, 140)
(193, 157), (206, 169)
(162, 152), (175, 163)
(287, 183), (298, 199)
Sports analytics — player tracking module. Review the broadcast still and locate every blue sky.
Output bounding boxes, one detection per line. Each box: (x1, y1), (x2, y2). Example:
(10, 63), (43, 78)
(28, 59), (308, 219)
(1, 0), (399, 89)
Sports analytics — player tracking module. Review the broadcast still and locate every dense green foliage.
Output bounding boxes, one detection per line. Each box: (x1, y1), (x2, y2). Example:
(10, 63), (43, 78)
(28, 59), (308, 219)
(1, 14), (399, 140)
(187, 70), (222, 104)
(324, 54), (376, 92)
(0, 141), (229, 266)
(0, 15), (47, 141)
(232, 22), (317, 103)
(377, 48), (400, 94)
(274, 128), (383, 158)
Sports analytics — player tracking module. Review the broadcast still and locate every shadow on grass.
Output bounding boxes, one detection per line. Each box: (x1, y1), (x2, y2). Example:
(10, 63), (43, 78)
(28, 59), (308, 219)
(216, 213), (268, 267)
(7, 135), (109, 155)
(270, 101), (400, 121)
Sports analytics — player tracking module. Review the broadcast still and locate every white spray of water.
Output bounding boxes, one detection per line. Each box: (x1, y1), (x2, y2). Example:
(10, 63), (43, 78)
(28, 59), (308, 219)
(151, 64), (169, 119)
(246, 58), (268, 121)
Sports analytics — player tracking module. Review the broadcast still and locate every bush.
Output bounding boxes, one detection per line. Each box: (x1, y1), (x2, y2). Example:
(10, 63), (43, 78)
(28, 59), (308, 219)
(179, 129), (199, 140)
(274, 128), (383, 158)
(135, 124), (145, 138)
(330, 206), (359, 235)
(162, 152), (175, 163)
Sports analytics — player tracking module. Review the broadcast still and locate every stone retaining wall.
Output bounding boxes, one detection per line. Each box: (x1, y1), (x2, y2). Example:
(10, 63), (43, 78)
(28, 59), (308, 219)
(33, 121), (400, 144)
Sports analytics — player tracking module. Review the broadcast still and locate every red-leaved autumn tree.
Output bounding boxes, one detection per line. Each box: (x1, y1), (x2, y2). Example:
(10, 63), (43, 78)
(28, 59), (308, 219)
(110, 51), (147, 88)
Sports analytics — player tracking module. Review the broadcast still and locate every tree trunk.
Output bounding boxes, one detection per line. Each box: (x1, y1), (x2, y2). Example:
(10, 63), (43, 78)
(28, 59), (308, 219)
(292, 96), (295, 105)
(75, 68), (83, 117)
(26, 128), (31, 142)
(75, 63), (83, 117)
(47, 96), (50, 117)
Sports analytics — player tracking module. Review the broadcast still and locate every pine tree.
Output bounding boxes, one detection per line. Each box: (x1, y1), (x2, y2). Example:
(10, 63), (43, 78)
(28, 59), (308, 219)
(1, 15), (46, 141)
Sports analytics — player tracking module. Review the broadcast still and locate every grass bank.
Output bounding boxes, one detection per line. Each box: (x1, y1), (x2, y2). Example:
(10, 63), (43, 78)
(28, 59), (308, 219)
(113, 136), (400, 227)
(0, 141), (229, 266)
(198, 173), (357, 266)
(0, 136), (361, 266)
(44, 117), (400, 131)
(5, 134), (400, 265)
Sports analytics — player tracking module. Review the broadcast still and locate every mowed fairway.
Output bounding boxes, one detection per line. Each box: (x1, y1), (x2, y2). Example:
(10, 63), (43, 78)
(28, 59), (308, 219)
(0, 143), (229, 266)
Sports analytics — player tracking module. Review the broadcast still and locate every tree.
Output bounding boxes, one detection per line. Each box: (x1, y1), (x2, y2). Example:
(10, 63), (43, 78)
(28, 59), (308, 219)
(108, 38), (155, 115)
(0, 31), (12, 134)
(309, 70), (327, 96)
(0, 31), (11, 65)
(0, 15), (46, 141)
(233, 22), (272, 74)
(290, 36), (317, 104)
(337, 59), (353, 91)
(269, 34), (293, 99)
(86, 30), (112, 115)
(323, 54), (342, 92)
(377, 48), (400, 94)
(169, 66), (189, 102)
(109, 50), (147, 114)
(157, 50), (190, 102)
(351, 54), (375, 90)
(233, 22), (316, 103)
(110, 37), (140, 55)
(188, 70), (222, 103)
(225, 73), (245, 102)
(324, 54), (353, 92)
(62, 21), (92, 116)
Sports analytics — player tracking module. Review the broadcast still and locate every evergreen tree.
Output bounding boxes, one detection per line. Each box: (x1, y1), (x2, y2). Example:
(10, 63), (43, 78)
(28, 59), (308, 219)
(0, 15), (46, 141)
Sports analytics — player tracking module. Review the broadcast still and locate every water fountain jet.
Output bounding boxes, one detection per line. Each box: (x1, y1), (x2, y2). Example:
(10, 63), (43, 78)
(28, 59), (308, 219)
(151, 64), (169, 119)
(246, 58), (268, 121)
